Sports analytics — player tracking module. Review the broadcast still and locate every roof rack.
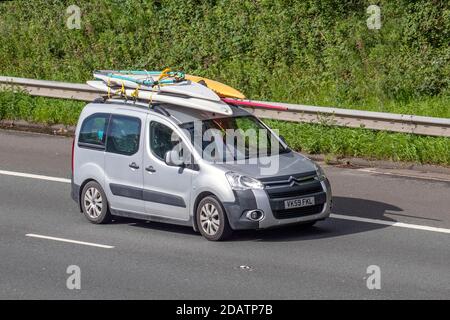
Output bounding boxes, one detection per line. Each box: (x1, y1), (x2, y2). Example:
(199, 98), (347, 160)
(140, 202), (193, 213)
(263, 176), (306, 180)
(87, 69), (236, 116)
(101, 97), (171, 118)
(88, 69), (288, 115)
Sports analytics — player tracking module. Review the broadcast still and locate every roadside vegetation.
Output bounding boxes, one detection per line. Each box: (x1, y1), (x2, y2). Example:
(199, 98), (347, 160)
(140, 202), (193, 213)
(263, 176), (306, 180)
(266, 119), (450, 166)
(1, 91), (448, 166)
(0, 90), (83, 125)
(0, 1), (448, 165)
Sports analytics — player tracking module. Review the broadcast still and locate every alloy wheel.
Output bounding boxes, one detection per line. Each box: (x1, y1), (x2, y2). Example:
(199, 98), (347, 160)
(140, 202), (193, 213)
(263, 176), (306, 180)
(84, 187), (103, 219)
(199, 202), (221, 236)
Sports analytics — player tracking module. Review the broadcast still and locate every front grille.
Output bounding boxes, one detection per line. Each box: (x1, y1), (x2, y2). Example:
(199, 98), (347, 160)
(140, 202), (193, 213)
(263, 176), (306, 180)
(267, 185), (323, 198)
(261, 171), (326, 220)
(260, 171), (317, 185)
(262, 172), (324, 200)
(273, 204), (324, 219)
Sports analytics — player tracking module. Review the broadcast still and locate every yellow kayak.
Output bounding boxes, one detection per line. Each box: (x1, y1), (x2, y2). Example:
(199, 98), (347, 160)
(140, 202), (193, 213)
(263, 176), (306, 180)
(98, 69), (246, 100)
(184, 75), (246, 99)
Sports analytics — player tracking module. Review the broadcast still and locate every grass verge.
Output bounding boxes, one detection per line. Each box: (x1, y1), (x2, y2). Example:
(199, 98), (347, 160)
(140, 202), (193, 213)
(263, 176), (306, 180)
(0, 90), (84, 125)
(265, 120), (450, 166)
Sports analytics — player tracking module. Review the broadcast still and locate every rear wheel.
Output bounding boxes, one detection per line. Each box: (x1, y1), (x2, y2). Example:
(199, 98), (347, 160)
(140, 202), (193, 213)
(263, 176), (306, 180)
(196, 196), (232, 241)
(81, 181), (112, 224)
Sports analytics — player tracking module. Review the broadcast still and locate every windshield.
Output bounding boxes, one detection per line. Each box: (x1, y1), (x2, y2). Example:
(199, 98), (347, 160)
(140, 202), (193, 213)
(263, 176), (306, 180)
(179, 116), (289, 162)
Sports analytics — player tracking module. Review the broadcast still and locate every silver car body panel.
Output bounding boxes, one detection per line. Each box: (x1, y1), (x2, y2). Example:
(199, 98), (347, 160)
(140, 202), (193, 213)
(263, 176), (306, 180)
(72, 101), (332, 231)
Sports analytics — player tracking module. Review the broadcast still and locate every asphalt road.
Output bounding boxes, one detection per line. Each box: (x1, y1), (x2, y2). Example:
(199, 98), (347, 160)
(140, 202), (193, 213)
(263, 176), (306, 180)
(0, 129), (449, 299)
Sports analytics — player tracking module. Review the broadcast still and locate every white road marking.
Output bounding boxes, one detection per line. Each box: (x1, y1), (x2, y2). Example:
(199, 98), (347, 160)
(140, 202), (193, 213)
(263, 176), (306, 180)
(2, 169), (449, 236)
(26, 234), (114, 249)
(0, 170), (70, 183)
(330, 214), (450, 234)
(356, 168), (450, 182)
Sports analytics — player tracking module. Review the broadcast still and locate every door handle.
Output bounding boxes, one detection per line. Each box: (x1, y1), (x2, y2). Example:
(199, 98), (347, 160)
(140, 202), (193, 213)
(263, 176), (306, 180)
(129, 162), (140, 170)
(145, 166), (156, 173)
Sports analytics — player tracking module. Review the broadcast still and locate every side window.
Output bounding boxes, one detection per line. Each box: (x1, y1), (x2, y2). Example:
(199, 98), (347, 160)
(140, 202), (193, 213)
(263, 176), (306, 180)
(106, 115), (141, 156)
(78, 113), (109, 147)
(150, 121), (181, 160)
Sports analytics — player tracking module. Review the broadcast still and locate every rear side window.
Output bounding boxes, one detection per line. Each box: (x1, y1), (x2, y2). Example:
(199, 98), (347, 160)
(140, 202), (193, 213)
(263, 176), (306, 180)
(106, 115), (141, 156)
(78, 113), (109, 147)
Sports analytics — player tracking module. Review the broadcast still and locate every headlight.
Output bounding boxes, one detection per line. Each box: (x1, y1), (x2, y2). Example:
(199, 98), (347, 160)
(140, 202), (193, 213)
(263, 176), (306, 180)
(225, 172), (264, 190)
(315, 164), (326, 181)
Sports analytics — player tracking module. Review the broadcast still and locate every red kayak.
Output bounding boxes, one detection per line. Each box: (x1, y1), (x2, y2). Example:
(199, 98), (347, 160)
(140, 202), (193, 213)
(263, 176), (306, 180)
(222, 98), (288, 111)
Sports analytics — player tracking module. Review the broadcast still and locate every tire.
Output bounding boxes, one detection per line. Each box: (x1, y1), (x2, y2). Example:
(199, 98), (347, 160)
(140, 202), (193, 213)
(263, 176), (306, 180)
(81, 181), (112, 224)
(196, 196), (232, 241)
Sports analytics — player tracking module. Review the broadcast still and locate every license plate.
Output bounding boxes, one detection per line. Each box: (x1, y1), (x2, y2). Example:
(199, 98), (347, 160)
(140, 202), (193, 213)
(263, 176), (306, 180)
(284, 197), (315, 209)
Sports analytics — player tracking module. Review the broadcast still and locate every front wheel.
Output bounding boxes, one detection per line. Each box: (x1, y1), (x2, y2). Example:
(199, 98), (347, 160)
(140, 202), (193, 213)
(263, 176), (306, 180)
(196, 196), (232, 241)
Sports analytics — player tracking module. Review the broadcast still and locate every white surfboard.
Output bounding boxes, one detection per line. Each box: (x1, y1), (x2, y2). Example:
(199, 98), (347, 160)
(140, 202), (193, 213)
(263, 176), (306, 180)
(93, 72), (221, 102)
(87, 80), (232, 115)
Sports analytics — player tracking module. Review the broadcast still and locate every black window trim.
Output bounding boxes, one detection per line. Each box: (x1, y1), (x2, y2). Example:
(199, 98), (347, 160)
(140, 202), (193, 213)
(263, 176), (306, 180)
(77, 142), (107, 151)
(106, 114), (142, 157)
(77, 112), (111, 151)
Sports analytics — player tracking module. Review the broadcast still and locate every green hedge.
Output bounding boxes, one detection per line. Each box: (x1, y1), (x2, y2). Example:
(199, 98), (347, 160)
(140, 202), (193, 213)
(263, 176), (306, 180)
(0, 0), (449, 117)
(0, 1), (449, 165)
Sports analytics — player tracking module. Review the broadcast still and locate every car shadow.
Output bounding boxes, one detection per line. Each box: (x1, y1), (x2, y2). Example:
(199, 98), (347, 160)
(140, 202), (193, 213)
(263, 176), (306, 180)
(110, 196), (403, 242)
(111, 217), (199, 237)
(233, 196), (403, 242)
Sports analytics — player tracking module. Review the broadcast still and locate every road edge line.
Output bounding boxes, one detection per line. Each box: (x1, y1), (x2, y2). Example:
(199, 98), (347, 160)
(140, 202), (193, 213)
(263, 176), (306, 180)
(26, 233), (114, 249)
(0, 170), (70, 183)
(330, 214), (450, 234)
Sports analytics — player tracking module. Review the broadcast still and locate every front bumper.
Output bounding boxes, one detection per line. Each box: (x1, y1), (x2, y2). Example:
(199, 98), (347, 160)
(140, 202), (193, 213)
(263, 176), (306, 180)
(223, 178), (332, 230)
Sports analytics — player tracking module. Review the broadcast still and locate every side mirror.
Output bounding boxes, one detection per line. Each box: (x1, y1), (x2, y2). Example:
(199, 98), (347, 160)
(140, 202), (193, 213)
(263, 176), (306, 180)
(164, 150), (184, 167)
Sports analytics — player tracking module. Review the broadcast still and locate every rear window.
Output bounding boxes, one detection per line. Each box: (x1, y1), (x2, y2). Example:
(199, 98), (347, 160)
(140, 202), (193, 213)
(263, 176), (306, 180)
(78, 113), (109, 146)
(106, 115), (141, 156)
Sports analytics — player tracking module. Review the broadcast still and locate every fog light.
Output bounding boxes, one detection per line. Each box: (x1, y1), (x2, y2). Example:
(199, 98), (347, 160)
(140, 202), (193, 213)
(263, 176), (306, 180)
(245, 210), (265, 221)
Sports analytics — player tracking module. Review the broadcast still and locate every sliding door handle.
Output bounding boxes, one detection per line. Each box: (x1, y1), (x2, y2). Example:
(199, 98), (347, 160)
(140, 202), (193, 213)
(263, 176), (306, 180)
(145, 166), (156, 173)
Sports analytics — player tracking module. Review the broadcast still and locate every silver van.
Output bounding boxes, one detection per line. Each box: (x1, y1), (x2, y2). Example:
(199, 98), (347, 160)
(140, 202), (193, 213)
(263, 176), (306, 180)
(71, 99), (332, 240)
